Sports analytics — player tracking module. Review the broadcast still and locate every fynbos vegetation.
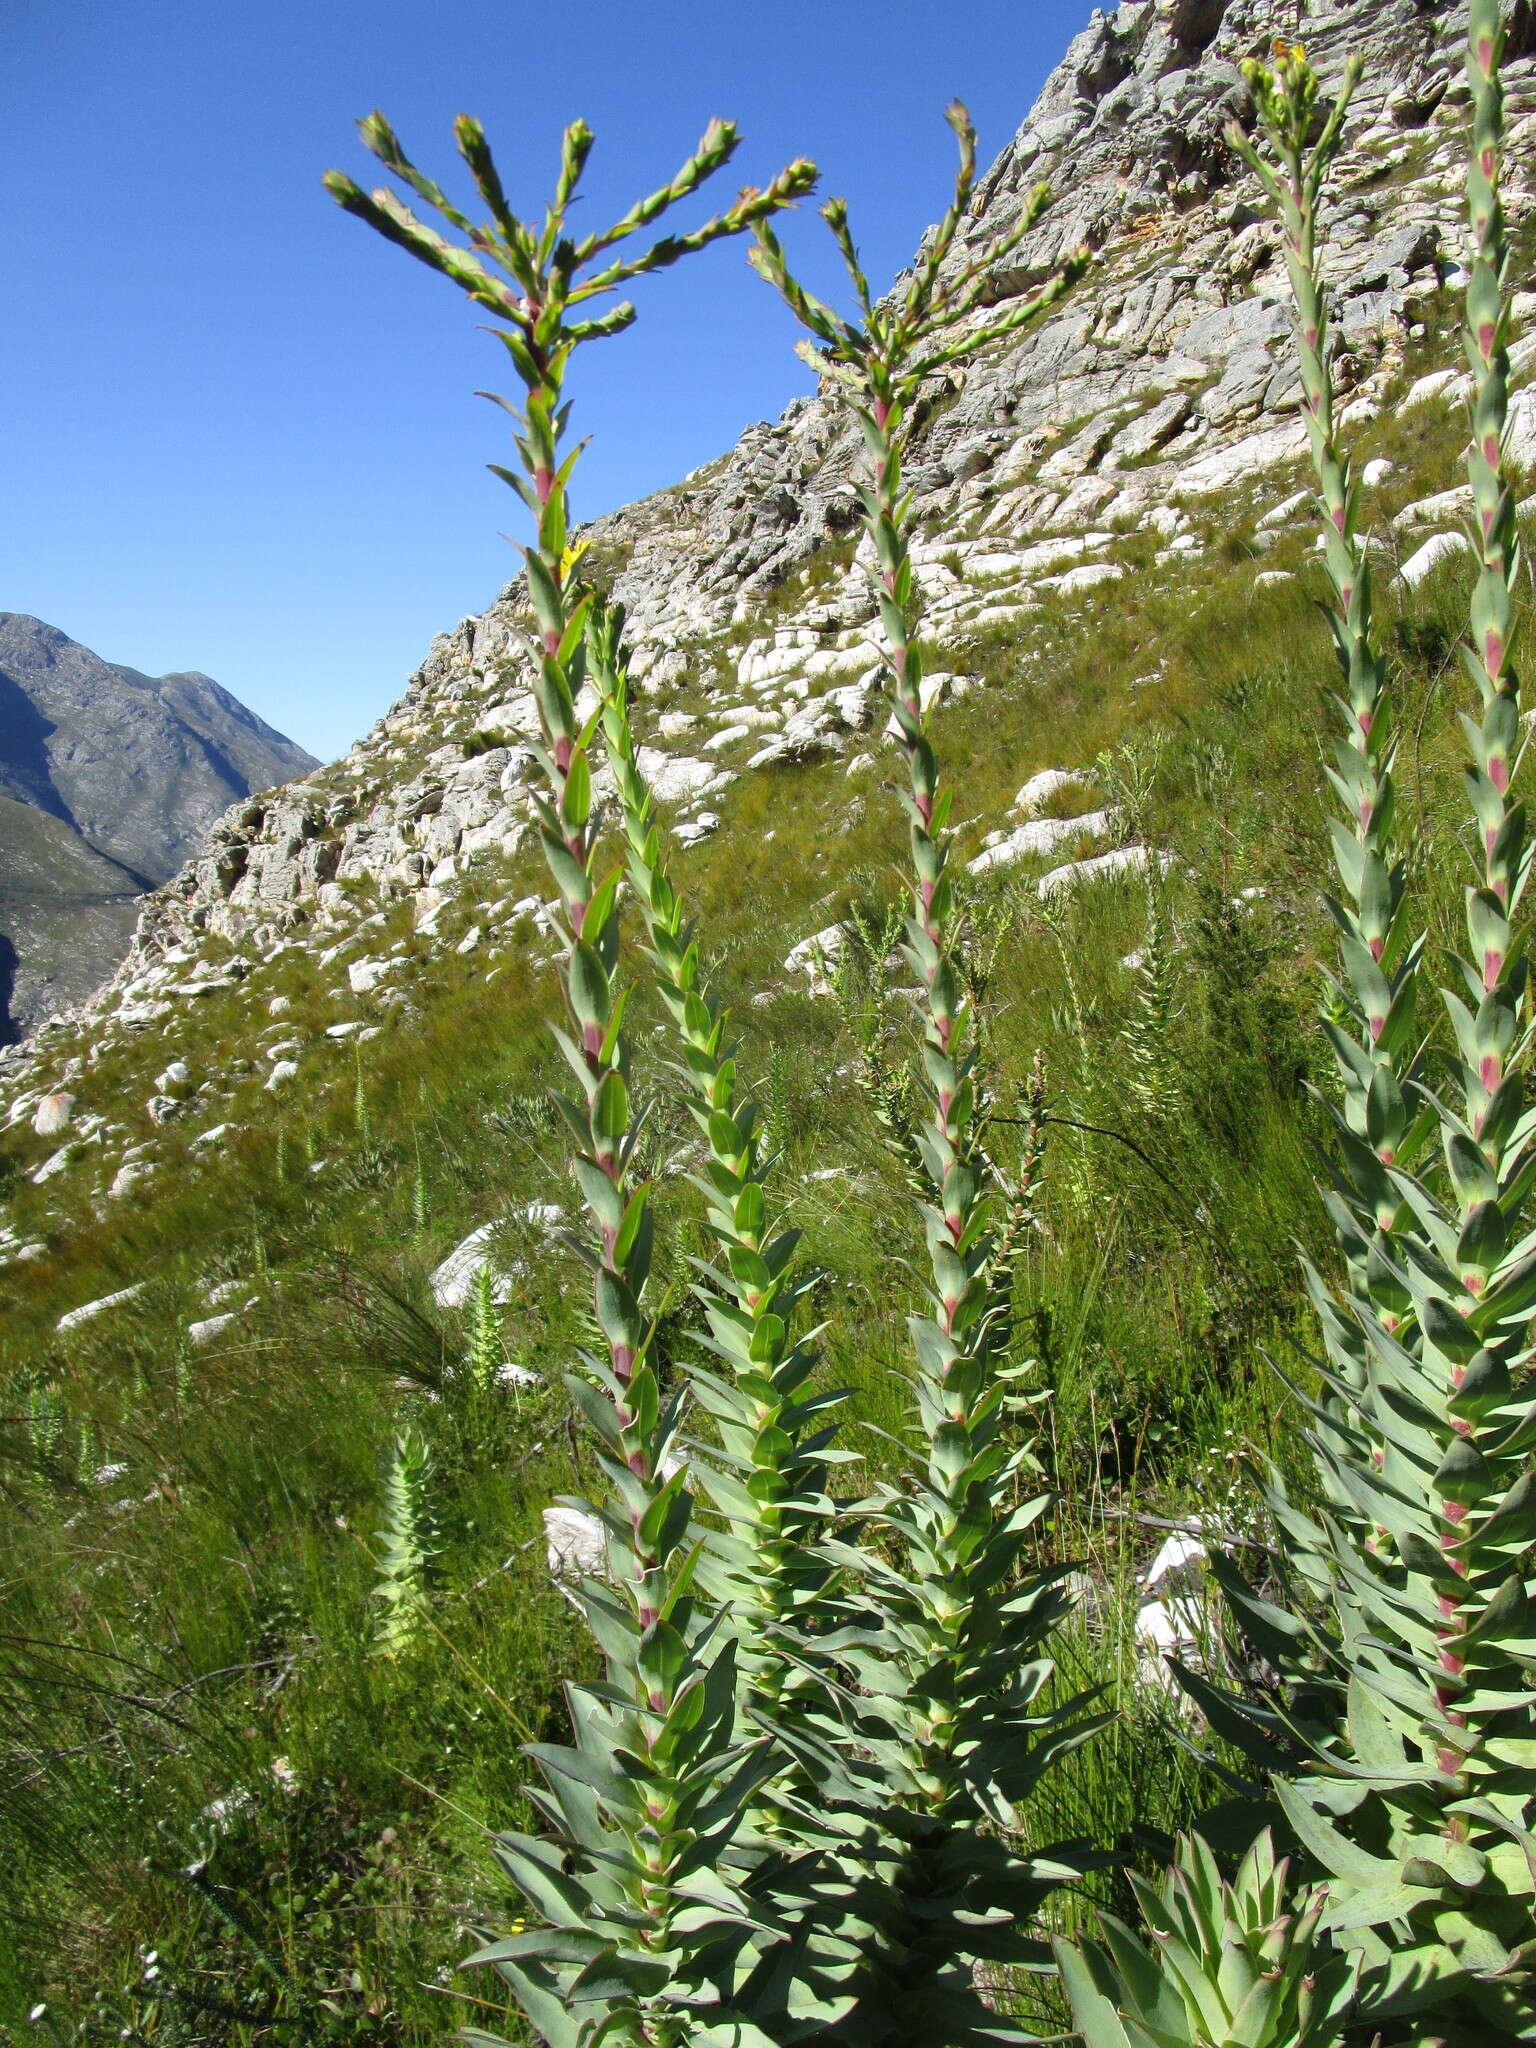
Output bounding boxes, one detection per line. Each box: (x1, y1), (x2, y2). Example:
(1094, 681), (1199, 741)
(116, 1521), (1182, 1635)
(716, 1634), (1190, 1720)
(4, 5), (1535, 2044)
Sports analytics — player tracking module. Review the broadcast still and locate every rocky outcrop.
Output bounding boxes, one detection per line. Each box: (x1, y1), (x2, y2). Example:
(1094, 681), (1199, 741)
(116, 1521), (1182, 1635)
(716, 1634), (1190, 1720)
(91, 2), (1516, 968)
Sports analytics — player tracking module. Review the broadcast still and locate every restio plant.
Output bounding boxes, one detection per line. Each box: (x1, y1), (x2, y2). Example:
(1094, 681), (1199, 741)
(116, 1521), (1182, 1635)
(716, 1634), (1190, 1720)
(322, 18), (1536, 2047)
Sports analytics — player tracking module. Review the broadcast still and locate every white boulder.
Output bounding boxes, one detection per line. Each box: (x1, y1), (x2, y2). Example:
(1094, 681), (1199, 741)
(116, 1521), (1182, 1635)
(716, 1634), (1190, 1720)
(784, 924), (847, 996)
(348, 957), (397, 995)
(1134, 1535), (1210, 1693)
(544, 1504), (607, 1578)
(968, 810), (1110, 875)
(32, 1145), (75, 1184)
(1038, 846), (1165, 898)
(1144, 1534), (1207, 1589)
(1393, 486), (1472, 529)
(57, 1283), (145, 1332)
(673, 812), (720, 848)
(32, 1092), (76, 1136)
(188, 1312), (239, 1348)
(636, 748), (715, 804)
(1255, 488), (1310, 530)
(1398, 531), (1473, 588)
(431, 1224), (512, 1310)
(1402, 367), (1470, 411)
(1013, 768), (1088, 816)
(1039, 562), (1126, 597)
(430, 1207), (563, 1310)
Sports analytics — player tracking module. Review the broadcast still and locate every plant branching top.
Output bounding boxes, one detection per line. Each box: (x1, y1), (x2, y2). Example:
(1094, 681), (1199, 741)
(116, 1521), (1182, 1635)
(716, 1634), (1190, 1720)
(751, 106), (1102, 2047)
(326, 111), (816, 348)
(751, 100), (1083, 407)
(328, 112), (820, 2048)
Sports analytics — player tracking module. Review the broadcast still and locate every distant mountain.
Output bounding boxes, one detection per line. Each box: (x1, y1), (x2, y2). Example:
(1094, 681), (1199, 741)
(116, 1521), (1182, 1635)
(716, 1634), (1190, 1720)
(0, 615), (319, 1037)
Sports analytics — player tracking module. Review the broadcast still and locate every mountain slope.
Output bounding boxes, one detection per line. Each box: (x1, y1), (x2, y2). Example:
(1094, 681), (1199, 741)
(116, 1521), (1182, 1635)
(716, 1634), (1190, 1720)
(0, 0), (1524, 1171)
(0, 614), (320, 881)
(0, 795), (146, 1035)
(0, 614), (319, 1035)
(2, 3), (1536, 2024)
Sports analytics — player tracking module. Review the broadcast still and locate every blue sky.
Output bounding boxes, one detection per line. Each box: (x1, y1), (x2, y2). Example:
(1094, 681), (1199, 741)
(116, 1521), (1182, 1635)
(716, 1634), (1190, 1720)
(5, 0), (1097, 761)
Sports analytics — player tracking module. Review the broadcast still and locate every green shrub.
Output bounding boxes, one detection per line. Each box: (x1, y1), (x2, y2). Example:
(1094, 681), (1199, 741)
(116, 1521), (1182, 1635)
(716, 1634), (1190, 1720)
(6, 10), (1534, 2042)
(1061, 13), (1536, 2043)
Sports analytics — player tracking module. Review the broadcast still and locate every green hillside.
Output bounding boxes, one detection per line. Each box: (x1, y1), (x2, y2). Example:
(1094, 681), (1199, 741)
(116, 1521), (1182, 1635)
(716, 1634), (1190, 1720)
(0, 344), (1504, 2037)
(4, 0), (1536, 2037)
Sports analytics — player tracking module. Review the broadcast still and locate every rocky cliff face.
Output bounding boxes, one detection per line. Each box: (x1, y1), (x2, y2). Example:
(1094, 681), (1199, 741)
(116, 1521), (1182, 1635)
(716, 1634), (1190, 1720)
(2, 0), (1531, 1199)
(0, 616), (319, 1036)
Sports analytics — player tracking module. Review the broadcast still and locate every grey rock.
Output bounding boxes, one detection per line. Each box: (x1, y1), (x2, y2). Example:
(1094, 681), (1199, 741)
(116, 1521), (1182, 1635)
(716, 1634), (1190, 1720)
(107, 1159), (153, 1200)
(430, 1209), (563, 1309)
(348, 957), (398, 995)
(968, 809), (1111, 875)
(1398, 532), (1474, 586)
(1014, 769), (1090, 815)
(1039, 845), (1164, 899)
(57, 1283), (145, 1332)
(544, 1505), (606, 1579)
(1109, 389), (1195, 465)
(188, 1311), (240, 1347)
(32, 1090), (76, 1135)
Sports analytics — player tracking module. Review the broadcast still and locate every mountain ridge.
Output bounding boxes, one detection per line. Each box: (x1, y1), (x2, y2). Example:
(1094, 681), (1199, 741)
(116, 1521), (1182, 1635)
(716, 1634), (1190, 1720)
(0, 613), (319, 1036)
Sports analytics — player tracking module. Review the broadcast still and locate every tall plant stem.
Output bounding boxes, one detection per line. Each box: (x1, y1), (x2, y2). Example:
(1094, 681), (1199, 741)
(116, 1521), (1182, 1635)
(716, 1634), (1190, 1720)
(328, 109), (819, 2048)
(753, 108), (1107, 2047)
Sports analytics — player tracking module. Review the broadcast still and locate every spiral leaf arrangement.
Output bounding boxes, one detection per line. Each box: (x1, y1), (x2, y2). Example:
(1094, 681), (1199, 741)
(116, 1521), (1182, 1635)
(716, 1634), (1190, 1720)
(329, 112), (818, 2048)
(583, 597), (846, 1742)
(1058, 1830), (1359, 2048)
(331, 26), (1536, 2044)
(1063, 15), (1536, 2043)
(751, 109), (1109, 2046)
